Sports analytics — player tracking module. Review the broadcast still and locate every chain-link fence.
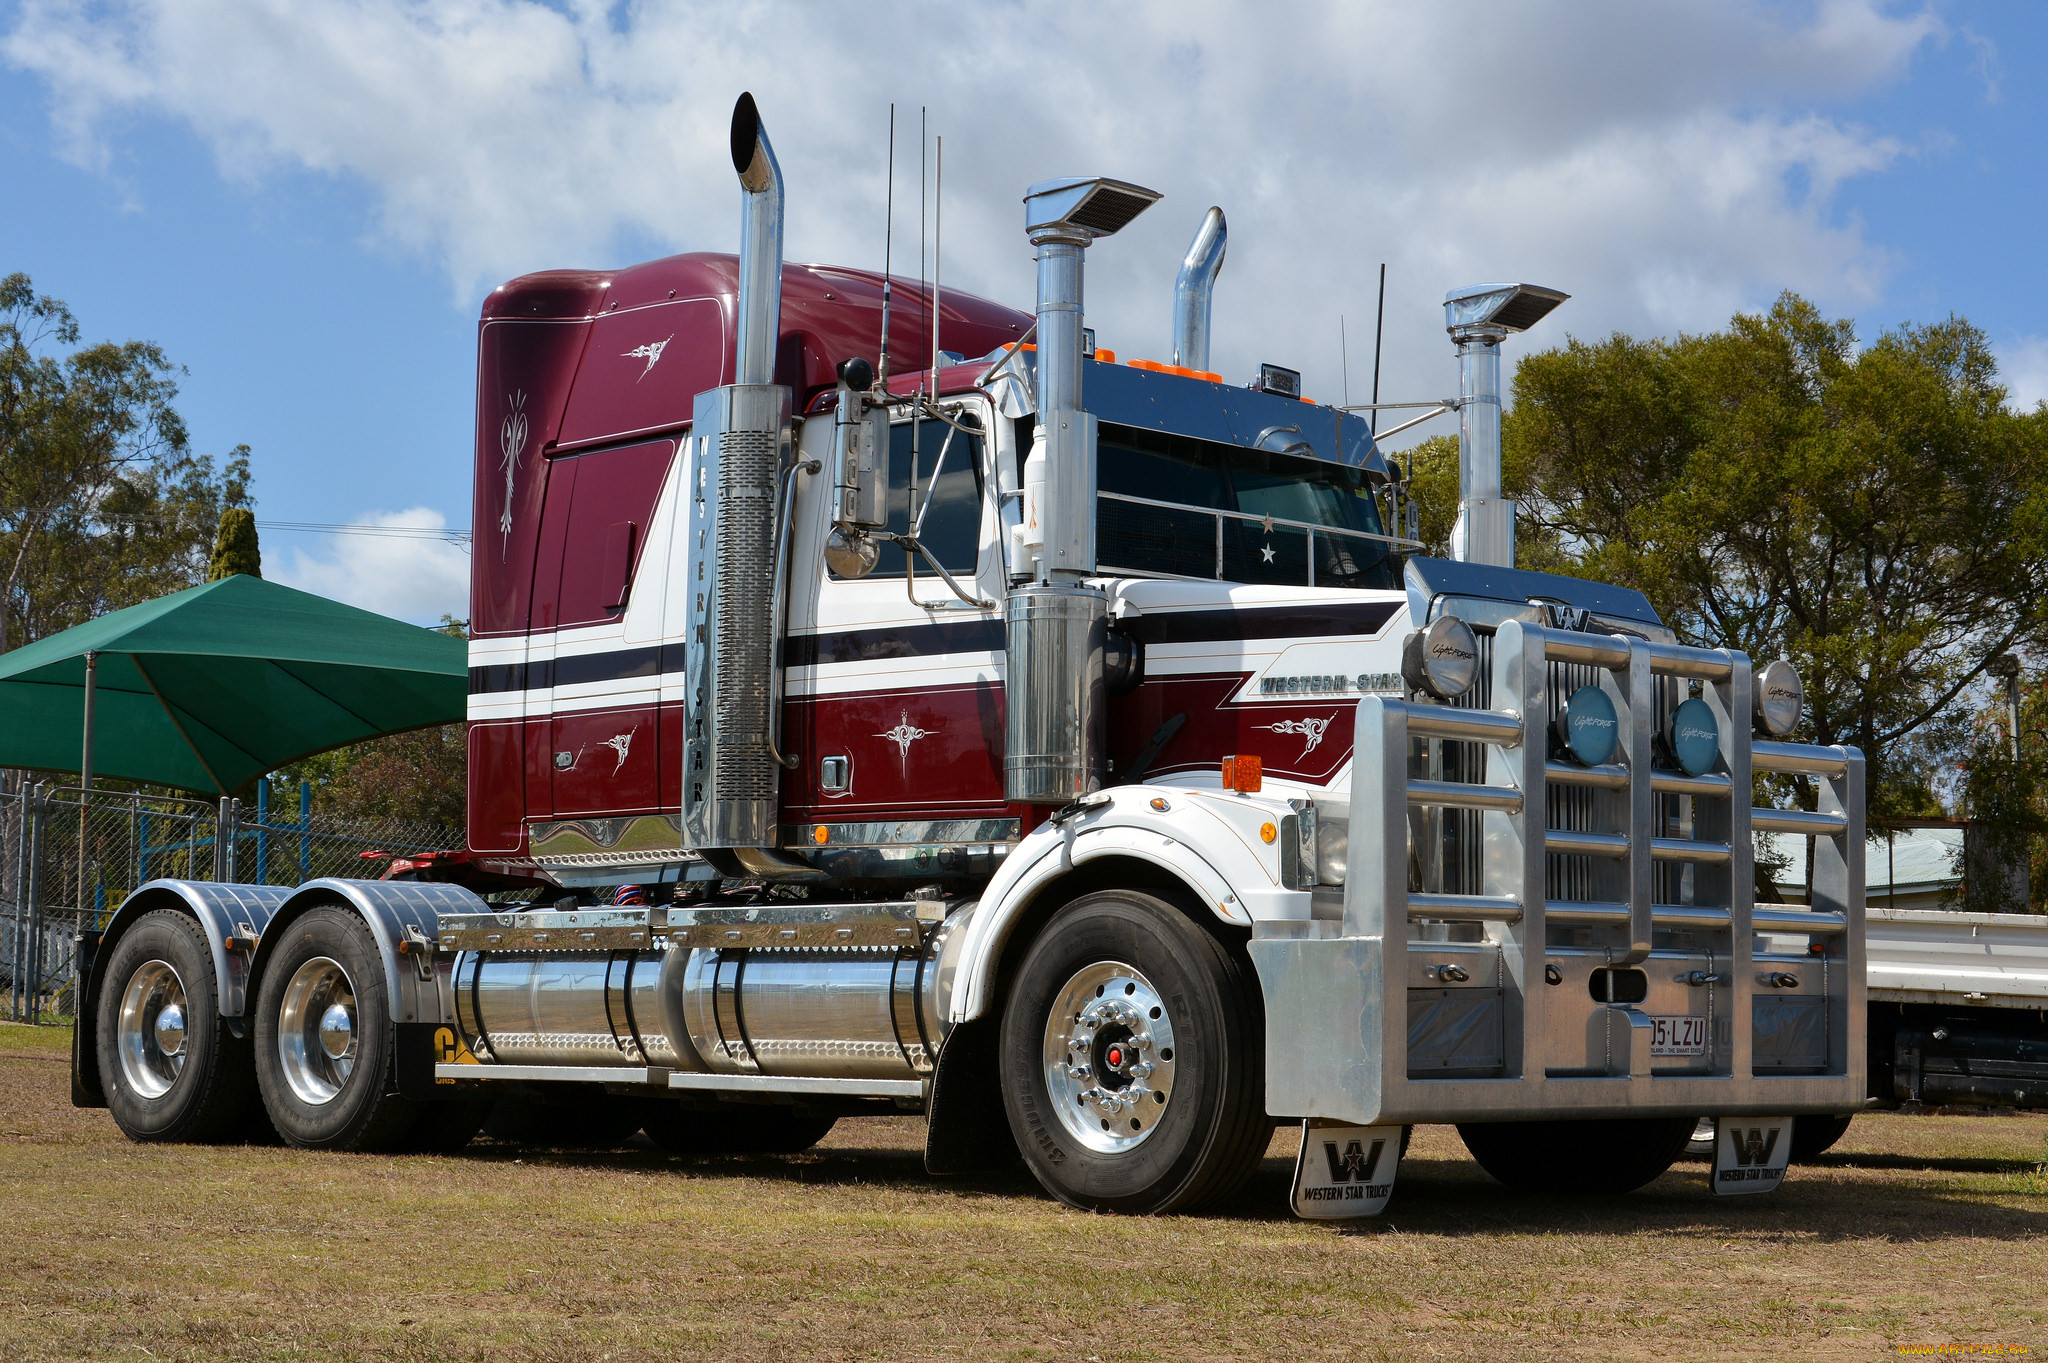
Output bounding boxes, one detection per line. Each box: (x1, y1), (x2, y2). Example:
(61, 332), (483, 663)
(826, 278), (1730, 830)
(3, 781), (457, 1024)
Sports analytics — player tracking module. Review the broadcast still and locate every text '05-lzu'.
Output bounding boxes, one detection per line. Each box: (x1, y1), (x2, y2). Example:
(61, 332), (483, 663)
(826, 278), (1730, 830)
(74, 93), (1864, 1217)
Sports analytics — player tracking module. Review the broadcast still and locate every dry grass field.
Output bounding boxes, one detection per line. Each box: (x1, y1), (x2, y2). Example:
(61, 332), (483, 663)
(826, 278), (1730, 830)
(4, 1020), (2044, 1362)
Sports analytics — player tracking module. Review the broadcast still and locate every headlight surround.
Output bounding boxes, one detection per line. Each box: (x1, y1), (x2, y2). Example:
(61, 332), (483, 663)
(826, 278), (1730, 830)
(1754, 659), (1803, 737)
(1403, 615), (1480, 701)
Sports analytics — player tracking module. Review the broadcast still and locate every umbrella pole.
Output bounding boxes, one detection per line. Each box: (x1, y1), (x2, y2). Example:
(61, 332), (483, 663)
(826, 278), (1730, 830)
(78, 653), (97, 923)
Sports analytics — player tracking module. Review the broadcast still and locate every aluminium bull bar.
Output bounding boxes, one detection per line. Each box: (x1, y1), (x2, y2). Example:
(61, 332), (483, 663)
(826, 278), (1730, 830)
(1249, 618), (1865, 1125)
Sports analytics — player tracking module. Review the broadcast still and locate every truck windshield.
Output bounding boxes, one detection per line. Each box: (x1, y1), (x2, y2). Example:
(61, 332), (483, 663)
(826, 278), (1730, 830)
(1096, 423), (1399, 589)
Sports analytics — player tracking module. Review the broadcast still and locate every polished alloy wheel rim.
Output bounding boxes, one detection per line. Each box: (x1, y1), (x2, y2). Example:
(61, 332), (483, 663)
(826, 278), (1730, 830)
(117, 959), (189, 1100)
(277, 956), (358, 1105)
(1042, 960), (1177, 1154)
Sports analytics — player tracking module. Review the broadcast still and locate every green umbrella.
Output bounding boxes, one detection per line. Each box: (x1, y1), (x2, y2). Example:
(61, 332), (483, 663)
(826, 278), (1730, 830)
(0, 574), (467, 796)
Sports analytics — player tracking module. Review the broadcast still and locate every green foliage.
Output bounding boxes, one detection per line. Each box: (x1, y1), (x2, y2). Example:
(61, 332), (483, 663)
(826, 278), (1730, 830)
(1413, 292), (2048, 831)
(1956, 670), (2048, 913)
(0, 273), (252, 650)
(208, 505), (261, 580)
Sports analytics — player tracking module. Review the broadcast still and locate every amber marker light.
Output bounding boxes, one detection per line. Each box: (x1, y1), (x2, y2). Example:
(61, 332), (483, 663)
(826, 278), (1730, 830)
(1221, 754), (1262, 793)
(812, 825), (829, 845)
(1149, 796), (1170, 812)
(1260, 822), (1277, 844)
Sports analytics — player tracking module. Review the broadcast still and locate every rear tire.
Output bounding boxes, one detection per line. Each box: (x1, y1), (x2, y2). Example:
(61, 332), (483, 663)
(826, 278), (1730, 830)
(253, 906), (420, 1151)
(998, 890), (1270, 1214)
(1789, 1113), (1853, 1162)
(95, 910), (259, 1142)
(1458, 1117), (1695, 1195)
(640, 1101), (838, 1154)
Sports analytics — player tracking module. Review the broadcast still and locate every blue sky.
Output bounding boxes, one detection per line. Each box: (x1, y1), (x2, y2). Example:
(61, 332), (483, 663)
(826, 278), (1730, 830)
(1, 1), (2043, 623)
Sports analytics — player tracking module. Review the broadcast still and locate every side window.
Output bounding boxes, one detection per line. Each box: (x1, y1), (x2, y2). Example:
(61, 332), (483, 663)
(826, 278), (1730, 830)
(829, 416), (984, 580)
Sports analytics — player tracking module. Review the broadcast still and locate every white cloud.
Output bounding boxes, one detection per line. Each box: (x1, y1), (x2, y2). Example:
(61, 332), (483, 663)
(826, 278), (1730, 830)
(3, 0), (1945, 440)
(270, 509), (469, 625)
(1997, 335), (2048, 411)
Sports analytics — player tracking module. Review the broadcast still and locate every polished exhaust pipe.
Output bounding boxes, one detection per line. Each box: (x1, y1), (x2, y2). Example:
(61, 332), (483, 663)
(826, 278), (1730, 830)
(730, 91), (784, 387)
(1170, 206), (1226, 372)
(1007, 177), (1158, 804)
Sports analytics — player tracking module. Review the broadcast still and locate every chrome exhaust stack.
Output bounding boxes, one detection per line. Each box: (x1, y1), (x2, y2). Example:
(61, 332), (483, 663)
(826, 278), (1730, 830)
(1441, 283), (1567, 567)
(730, 91), (784, 388)
(680, 93), (794, 851)
(1006, 177), (1158, 804)
(1170, 206), (1227, 372)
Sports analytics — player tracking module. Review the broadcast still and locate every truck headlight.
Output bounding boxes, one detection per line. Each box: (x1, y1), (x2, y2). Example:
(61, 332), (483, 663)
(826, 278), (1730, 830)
(1669, 696), (1721, 776)
(1754, 660), (1803, 737)
(1553, 685), (1619, 766)
(1402, 616), (1479, 701)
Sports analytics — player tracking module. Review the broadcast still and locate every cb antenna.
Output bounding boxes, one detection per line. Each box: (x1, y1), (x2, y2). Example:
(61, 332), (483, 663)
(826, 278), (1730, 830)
(919, 106), (928, 376)
(931, 134), (943, 402)
(1370, 262), (1386, 438)
(878, 104), (895, 388)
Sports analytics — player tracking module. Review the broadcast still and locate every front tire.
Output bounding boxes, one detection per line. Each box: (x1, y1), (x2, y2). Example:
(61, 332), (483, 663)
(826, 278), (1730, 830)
(1789, 1113), (1853, 1162)
(1458, 1117), (1696, 1195)
(999, 890), (1270, 1214)
(96, 910), (259, 1142)
(253, 906), (420, 1151)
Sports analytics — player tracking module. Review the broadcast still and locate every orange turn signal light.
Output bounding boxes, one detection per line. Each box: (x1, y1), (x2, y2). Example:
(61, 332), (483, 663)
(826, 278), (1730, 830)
(1126, 357), (1222, 383)
(813, 825), (829, 845)
(1221, 754), (1262, 793)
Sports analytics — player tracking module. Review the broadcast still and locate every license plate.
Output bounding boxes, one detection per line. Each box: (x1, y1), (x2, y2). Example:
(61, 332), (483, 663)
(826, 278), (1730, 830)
(1650, 1014), (1707, 1057)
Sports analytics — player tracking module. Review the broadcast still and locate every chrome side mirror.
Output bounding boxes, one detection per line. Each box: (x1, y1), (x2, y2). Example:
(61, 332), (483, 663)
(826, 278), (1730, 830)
(825, 356), (887, 578)
(824, 526), (880, 578)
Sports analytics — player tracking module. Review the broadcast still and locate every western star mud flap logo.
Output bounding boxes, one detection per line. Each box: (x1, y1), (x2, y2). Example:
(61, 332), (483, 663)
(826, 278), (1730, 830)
(1711, 1116), (1792, 1196)
(1290, 1120), (1403, 1219)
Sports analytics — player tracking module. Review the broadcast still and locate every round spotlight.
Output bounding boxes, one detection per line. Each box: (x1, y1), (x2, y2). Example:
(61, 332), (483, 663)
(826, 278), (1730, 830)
(1754, 659), (1803, 738)
(1669, 697), (1721, 776)
(1403, 616), (1480, 701)
(1554, 685), (1619, 766)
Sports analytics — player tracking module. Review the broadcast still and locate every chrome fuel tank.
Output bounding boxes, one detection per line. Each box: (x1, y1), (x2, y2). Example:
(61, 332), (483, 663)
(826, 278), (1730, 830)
(451, 904), (974, 1081)
(454, 951), (680, 1068)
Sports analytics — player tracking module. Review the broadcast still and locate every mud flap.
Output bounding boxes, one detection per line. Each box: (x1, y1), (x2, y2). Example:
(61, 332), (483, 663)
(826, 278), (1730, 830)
(396, 1022), (475, 1101)
(1711, 1115), (1792, 1195)
(1291, 1120), (1403, 1219)
(924, 1017), (1020, 1175)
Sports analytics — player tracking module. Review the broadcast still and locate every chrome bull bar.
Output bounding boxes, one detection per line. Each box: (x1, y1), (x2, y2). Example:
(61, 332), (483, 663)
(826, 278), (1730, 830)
(1250, 619), (1866, 1125)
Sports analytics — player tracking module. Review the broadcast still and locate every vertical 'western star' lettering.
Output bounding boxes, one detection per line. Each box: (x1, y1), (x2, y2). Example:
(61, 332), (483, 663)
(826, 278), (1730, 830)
(1322, 1137), (1385, 1183)
(1730, 1126), (1778, 1167)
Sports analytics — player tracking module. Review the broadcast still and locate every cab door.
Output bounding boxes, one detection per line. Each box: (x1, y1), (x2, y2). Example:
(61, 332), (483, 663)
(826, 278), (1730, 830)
(533, 439), (675, 818)
(782, 407), (1008, 825)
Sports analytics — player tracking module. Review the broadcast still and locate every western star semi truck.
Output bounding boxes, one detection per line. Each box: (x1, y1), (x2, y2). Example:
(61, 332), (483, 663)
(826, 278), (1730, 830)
(71, 95), (1869, 1216)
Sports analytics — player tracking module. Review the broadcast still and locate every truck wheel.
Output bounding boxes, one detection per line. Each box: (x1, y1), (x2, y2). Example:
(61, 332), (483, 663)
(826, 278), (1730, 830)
(95, 909), (258, 1142)
(1790, 1113), (1853, 1162)
(998, 889), (1270, 1214)
(1457, 1117), (1696, 1195)
(640, 1101), (837, 1154)
(253, 907), (420, 1151)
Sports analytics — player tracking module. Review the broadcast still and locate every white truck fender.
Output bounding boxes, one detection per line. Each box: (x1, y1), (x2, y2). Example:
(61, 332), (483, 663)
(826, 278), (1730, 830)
(949, 785), (1306, 1023)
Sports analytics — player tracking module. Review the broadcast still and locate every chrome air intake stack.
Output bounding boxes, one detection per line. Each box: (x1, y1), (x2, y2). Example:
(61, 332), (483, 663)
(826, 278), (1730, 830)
(1170, 206), (1227, 372)
(682, 93), (793, 849)
(1441, 282), (1568, 566)
(1006, 177), (1159, 804)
